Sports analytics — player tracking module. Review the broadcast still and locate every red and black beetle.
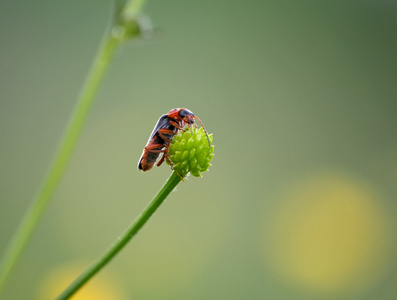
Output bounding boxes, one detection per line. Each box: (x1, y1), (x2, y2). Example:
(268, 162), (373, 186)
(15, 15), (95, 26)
(138, 108), (210, 172)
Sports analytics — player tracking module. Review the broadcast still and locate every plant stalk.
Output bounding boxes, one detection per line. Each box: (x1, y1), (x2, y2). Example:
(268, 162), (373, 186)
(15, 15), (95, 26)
(0, 0), (147, 294)
(0, 21), (121, 295)
(56, 171), (182, 300)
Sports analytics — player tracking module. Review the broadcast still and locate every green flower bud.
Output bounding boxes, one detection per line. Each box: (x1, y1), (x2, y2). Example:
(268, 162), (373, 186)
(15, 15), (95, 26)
(167, 127), (214, 178)
(112, 13), (153, 41)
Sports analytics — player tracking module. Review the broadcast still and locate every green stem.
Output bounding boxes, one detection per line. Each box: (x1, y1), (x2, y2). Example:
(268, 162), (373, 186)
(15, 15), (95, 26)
(56, 171), (182, 300)
(122, 0), (147, 19)
(0, 29), (120, 294)
(0, 0), (147, 294)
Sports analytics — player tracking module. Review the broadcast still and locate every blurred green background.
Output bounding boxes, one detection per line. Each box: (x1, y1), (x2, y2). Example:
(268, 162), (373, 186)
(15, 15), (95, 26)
(1, 0), (397, 299)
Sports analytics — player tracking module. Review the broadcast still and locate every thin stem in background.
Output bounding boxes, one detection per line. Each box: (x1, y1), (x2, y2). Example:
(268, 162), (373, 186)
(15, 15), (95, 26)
(0, 28), (119, 294)
(56, 171), (182, 300)
(0, 0), (147, 293)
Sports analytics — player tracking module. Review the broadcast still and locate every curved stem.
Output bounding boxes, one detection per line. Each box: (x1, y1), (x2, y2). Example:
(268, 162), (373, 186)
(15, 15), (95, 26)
(0, 0), (147, 294)
(56, 171), (182, 300)
(0, 29), (120, 294)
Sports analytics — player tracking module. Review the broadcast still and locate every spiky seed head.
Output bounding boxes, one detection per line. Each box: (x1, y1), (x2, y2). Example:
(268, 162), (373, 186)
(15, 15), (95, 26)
(167, 127), (214, 178)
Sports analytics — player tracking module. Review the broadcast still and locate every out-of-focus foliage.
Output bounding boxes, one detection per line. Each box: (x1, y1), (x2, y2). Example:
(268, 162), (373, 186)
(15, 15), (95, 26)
(1, 1), (396, 299)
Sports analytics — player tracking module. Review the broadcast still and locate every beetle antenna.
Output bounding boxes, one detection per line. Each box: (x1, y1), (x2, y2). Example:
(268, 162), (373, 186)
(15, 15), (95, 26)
(194, 116), (211, 149)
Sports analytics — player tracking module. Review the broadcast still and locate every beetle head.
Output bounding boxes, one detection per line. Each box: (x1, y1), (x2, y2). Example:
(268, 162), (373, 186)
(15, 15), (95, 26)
(181, 109), (211, 149)
(178, 108), (195, 124)
(168, 108), (211, 148)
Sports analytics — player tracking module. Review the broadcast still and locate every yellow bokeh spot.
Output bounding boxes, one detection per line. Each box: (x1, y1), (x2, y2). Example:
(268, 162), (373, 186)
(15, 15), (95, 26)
(38, 262), (126, 300)
(261, 171), (394, 294)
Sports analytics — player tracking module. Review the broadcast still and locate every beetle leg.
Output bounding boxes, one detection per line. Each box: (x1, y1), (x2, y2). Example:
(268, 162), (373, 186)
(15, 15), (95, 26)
(169, 120), (188, 132)
(169, 120), (182, 129)
(157, 128), (174, 143)
(144, 143), (165, 152)
(147, 142), (185, 181)
(157, 152), (173, 167)
(157, 147), (174, 168)
(157, 153), (166, 166)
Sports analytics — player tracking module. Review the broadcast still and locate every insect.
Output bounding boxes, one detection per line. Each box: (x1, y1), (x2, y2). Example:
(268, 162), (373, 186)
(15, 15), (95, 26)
(138, 108), (210, 172)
